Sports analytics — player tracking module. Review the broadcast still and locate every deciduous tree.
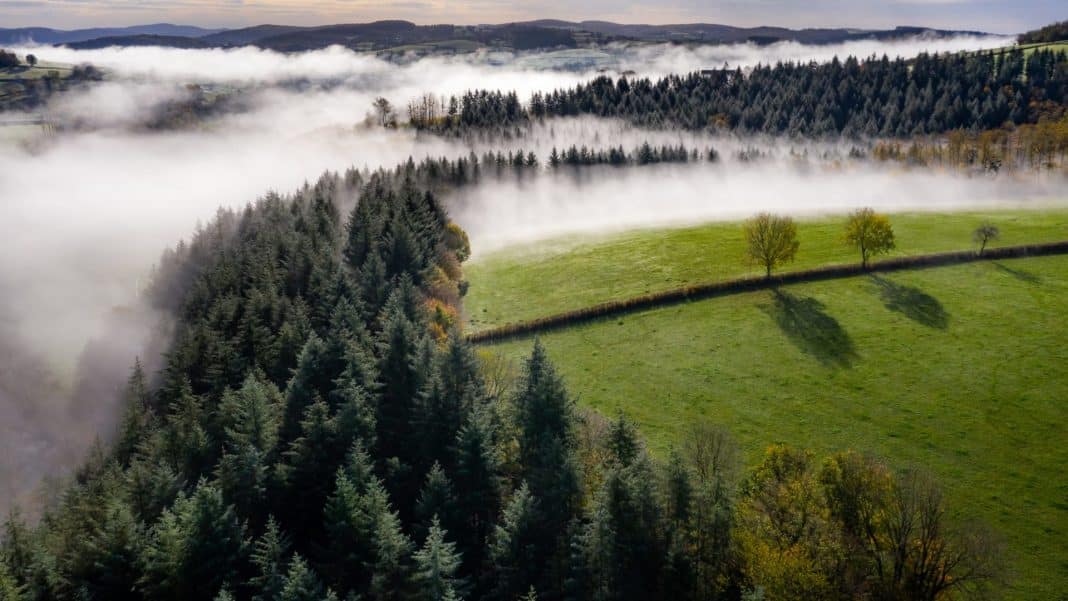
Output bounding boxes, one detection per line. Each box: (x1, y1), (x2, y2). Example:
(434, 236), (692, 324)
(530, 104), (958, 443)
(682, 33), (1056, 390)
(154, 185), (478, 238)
(744, 213), (800, 277)
(845, 208), (895, 268)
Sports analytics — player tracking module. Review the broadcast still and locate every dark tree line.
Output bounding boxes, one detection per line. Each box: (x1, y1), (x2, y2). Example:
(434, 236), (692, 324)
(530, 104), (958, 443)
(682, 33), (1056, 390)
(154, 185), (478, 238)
(1018, 21), (1068, 44)
(0, 155), (1001, 601)
(419, 49), (1068, 138)
(0, 49), (19, 69)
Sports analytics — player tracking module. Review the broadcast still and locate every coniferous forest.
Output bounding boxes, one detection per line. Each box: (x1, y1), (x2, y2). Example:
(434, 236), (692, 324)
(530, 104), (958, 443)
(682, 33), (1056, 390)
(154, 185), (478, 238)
(5, 15), (1068, 601)
(0, 158), (1002, 601)
(421, 49), (1068, 137)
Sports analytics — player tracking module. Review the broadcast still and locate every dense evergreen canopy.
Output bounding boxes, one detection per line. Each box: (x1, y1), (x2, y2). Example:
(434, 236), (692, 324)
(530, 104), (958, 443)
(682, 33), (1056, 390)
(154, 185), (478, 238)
(424, 49), (1068, 138)
(0, 154), (1002, 601)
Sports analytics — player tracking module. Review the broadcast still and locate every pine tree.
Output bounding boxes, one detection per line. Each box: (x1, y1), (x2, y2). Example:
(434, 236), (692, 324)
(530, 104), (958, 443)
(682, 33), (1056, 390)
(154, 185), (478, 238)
(452, 406), (500, 585)
(276, 400), (339, 543)
(413, 517), (465, 601)
(250, 517), (290, 601)
(278, 555), (333, 601)
(140, 481), (249, 600)
(281, 334), (333, 445)
(415, 463), (458, 541)
(510, 341), (582, 595)
(162, 377), (209, 478)
(375, 295), (431, 512)
(73, 500), (145, 601)
(585, 457), (665, 601)
(216, 375), (282, 523)
(115, 359), (154, 466)
(606, 411), (640, 467)
(489, 483), (539, 600)
(369, 508), (414, 601)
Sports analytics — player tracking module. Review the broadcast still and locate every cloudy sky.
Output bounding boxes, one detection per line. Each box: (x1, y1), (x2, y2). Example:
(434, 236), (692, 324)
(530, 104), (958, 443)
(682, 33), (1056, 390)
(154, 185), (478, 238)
(0, 0), (1061, 34)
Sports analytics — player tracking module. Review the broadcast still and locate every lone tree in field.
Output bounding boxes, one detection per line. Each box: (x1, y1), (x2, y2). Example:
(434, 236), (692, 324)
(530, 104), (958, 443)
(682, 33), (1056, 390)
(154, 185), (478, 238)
(744, 212), (800, 277)
(973, 223), (1000, 256)
(25, 54), (37, 67)
(845, 208), (895, 268)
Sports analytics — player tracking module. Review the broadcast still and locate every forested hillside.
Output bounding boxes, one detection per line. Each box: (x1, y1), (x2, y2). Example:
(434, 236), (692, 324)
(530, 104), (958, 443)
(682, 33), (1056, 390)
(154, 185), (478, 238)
(1017, 20), (1068, 44)
(423, 48), (1068, 137)
(0, 154), (1003, 601)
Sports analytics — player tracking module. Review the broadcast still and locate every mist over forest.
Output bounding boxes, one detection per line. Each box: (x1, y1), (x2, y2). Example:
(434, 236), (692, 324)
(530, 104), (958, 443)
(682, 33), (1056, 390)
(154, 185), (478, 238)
(0, 29), (1062, 514)
(0, 21), (1066, 601)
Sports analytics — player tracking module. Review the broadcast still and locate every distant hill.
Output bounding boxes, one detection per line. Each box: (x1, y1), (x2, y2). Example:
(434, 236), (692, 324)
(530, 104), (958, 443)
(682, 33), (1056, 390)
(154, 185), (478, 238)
(198, 24), (305, 46)
(516, 20), (993, 44)
(66, 34), (213, 50)
(0, 23), (224, 45)
(4, 19), (999, 54)
(49, 20), (593, 53)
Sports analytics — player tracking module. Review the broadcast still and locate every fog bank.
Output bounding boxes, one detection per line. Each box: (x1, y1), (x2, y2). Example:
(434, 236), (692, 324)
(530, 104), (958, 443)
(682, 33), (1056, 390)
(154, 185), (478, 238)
(452, 165), (1067, 255)
(0, 34), (1050, 513)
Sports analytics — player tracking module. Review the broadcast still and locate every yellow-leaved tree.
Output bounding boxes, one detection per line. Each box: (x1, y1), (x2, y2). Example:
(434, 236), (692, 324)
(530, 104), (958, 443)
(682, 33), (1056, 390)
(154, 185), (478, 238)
(844, 208), (895, 268)
(744, 212), (800, 277)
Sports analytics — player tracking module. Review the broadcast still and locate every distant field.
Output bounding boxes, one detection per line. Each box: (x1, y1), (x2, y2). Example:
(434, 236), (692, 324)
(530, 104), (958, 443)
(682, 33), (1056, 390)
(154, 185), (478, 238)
(379, 39), (484, 54)
(464, 208), (1068, 331)
(0, 61), (74, 82)
(1016, 40), (1068, 56)
(482, 254), (1068, 600)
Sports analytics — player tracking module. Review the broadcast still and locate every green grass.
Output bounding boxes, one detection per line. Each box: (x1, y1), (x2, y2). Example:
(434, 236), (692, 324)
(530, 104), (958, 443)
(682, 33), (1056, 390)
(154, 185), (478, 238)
(481, 254), (1068, 600)
(1015, 41), (1068, 57)
(379, 39), (484, 54)
(0, 61), (74, 82)
(464, 209), (1068, 331)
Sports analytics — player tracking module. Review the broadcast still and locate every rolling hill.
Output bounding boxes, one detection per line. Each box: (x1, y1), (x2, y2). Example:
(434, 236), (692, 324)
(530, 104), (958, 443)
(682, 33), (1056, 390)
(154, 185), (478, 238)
(0, 23), (223, 45)
(4, 19), (1002, 53)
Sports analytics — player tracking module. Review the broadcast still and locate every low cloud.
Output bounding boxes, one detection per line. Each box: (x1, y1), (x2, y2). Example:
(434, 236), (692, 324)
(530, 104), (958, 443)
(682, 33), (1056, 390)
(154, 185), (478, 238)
(0, 35), (1052, 514)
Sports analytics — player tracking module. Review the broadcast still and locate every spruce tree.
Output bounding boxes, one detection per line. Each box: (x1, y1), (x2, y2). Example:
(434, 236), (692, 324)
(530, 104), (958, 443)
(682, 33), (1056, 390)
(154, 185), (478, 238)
(415, 463), (459, 542)
(115, 359), (154, 466)
(249, 517), (290, 601)
(452, 406), (501, 585)
(489, 483), (539, 600)
(413, 517), (465, 601)
(276, 400), (339, 543)
(278, 555), (333, 601)
(140, 481), (248, 600)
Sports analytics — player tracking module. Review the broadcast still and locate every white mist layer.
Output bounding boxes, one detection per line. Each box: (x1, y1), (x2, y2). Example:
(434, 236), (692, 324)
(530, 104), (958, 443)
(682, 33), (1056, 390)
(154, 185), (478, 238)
(453, 165), (1067, 256)
(0, 35), (1050, 513)
(13, 34), (1012, 87)
(612, 35), (1014, 74)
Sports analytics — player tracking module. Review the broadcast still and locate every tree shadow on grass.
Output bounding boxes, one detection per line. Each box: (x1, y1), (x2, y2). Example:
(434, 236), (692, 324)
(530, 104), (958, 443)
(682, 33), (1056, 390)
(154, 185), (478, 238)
(760, 290), (858, 368)
(869, 276), (949, 330)
(992, 262), (1041, 285)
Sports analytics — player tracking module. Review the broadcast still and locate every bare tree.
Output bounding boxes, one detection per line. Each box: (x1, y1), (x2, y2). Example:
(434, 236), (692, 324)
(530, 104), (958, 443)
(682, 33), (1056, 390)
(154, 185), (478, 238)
(407, 92), (442, 127)
(476, 350), (515, 404)
(875, 470), (1004, 601)
(973, 223), (1000, 256)
(371, 97), (396, 128)
(684, 420), (738, 483)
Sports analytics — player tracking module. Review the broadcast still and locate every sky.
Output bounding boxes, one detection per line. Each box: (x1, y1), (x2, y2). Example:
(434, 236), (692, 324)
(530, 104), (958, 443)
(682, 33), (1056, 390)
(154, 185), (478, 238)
(0, 0), (1062, 34)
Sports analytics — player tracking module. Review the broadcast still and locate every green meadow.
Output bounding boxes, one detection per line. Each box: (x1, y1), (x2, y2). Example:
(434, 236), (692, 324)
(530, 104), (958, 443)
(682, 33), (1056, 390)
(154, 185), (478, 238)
(464, 208), (1068, 331)
(469, 211), (1068, 600)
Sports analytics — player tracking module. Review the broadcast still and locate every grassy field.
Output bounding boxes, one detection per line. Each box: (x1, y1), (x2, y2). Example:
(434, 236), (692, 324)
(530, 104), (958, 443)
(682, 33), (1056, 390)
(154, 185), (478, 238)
(1016, 40), (1068, 57)
(464, 208), (1068, 331)
(480, 253), (1068, 600)
(0, 61), (74, 82)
